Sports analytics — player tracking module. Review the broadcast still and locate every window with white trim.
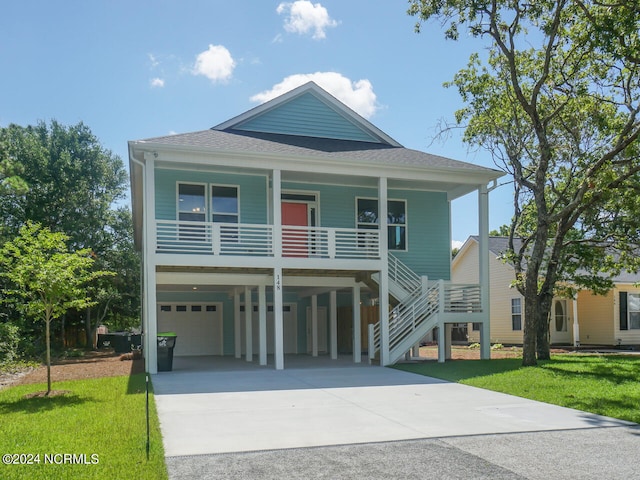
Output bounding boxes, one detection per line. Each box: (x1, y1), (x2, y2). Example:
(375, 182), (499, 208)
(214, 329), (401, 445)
(178, 183), (206, 240)
(511, 298), (522, 331)
(211, 185), (239, 223)
(178, 183), (206, 222)
(356, 198), (407, 251)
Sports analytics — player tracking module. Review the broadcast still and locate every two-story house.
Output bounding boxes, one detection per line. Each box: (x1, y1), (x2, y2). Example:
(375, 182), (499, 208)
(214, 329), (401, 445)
(129, 82), (502, 374)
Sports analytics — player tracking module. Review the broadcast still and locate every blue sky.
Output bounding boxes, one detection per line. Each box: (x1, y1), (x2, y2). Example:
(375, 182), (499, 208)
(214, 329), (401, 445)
(1, 0), (513, 246)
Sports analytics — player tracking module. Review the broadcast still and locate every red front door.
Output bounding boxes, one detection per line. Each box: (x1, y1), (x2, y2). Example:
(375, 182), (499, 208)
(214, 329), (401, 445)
(282, 202), (308, 257)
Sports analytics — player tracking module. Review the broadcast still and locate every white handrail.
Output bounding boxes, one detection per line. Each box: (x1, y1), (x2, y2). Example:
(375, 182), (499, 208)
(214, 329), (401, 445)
(155, 220), (381, 259)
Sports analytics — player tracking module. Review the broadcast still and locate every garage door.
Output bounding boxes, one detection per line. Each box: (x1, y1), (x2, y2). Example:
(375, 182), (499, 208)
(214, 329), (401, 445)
(157, 303), (223, 356)
(240, 304), (297, 354)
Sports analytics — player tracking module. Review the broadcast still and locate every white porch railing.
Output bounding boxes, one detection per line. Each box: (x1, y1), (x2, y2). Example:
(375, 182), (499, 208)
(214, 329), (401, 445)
(441, 283), (482, 313)
(369, 277), (482, 364)
(155, 220), (381, 259)
(388, 253), (422, 296)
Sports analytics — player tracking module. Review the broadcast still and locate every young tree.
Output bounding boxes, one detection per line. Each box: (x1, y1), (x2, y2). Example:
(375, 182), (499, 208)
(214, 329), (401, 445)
(0, 223), (113, 394)
(409, 1), (640, 365)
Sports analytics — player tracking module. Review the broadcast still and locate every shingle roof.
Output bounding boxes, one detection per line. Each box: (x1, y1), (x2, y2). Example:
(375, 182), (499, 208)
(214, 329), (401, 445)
(471, 236), (640, 284)
(136, 128), (499, 173)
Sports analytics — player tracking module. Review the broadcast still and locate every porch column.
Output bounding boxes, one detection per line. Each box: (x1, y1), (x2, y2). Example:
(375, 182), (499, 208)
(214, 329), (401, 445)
(352, 284), (361, 363)
(445, 323), (453, 360)
(437, 324), (446, 363)
(272, 170), (282, 259)
(478, 184), (491, 360)
(259, 284), (267, 366)
(234, 290), (241, 358)
(311, 294), (318, 357)
(572, 296), (580, 347)
(329, 290), (338, 360)
(273, 267), (284, 370)
(245, 286), (253, 362)
(379, 177), (390, 365)
(143, 154), (158, 374)
(143, 267), (157, 374)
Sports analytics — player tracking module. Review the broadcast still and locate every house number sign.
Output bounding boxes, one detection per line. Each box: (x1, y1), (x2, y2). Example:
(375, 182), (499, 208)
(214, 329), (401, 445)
(275, 273), (281, 291)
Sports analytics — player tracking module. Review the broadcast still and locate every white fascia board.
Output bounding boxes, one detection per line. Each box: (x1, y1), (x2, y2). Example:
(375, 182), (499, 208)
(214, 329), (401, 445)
(130, 141), (501, 189)
(156, 271), (358, 288)
(154, 253), (383, 271)
(157, 272), (271, 286)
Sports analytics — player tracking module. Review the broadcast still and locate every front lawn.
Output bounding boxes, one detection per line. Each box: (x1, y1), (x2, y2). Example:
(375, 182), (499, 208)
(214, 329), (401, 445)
(0, 374), (167, 480)
(395, 354), (640, 424)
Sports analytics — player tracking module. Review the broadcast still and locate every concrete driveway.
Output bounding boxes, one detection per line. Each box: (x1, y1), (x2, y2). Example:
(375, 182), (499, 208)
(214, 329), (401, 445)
(152, 358), (632, 457)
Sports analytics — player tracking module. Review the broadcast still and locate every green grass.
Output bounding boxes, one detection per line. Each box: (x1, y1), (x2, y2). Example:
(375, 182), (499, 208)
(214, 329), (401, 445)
(394, 354), (640, 424)
(0, 374), (168, 480)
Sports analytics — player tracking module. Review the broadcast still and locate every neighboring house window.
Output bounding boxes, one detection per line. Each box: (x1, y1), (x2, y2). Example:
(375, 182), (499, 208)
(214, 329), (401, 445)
(211, 185), (239, 223)
(629, 293), (640, 329)
(472, 323), (480, 331)
(511, 298), (522, 330)
(356, 198), (407, 251)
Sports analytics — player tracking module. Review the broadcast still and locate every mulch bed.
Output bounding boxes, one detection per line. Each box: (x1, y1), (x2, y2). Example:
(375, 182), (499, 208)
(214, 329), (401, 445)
(0, 350), (144, 391)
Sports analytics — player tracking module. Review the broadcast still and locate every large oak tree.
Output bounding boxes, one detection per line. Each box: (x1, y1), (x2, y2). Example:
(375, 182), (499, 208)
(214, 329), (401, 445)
(409, 0), (640, 365)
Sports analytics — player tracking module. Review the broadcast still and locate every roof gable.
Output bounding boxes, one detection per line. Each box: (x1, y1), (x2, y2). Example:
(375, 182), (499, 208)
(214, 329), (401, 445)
(213, 82), (401, 146)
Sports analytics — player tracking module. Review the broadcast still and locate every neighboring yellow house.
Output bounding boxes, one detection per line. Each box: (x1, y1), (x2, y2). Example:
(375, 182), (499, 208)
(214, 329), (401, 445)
(452, 236), (640, 347)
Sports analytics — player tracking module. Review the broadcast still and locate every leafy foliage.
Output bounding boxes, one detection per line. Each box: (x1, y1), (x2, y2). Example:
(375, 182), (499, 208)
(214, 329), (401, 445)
(409, 0), (640, 365)
(0, 322), (20, 366)
(0, 121), (139, 352)
(0, 222), (114, 392)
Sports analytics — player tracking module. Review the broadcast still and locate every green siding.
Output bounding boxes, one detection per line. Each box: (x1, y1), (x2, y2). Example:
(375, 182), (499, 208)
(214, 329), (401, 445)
(155, 168), (268, 224)
(281, 183), (451, 280)
(236, 92), (381, 143)
(389, 189), (451, 280)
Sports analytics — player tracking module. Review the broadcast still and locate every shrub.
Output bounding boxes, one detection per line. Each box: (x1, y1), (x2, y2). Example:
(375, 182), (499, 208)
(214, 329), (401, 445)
(0, 322), (21, 365)
(491, 343), (504, 350)
(468, 342), (481, 349)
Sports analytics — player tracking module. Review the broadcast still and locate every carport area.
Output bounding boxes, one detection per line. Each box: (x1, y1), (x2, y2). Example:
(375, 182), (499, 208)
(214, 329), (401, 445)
(152, 362), (632, 457)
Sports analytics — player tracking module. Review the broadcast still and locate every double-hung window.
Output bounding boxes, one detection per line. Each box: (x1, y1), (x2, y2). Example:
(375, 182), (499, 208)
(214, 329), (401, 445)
(511, 298), (522, 331)
(356, 198), (407, 251)
(178, 183), (206, 240)
(211, 185), (239, 242)
(211, 185), (239, 223)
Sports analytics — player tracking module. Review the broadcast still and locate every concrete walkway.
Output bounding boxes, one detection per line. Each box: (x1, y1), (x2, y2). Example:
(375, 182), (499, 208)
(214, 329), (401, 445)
(153, 356), (639, 479)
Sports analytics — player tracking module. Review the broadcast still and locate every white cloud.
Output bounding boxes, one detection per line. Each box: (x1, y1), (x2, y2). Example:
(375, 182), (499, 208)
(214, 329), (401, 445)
(452, 240), (464, 250)
(150, 77), (165, 88)
(192, 44), (236, 84)
(277, 1), (338, 40)
(148, 53), (160, 68)
(250, 72), (378, 118)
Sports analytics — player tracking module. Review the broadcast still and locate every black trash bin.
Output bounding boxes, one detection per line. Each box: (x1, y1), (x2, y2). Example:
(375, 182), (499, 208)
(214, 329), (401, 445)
(157, 332), (177, 372)
(97, 332), (142, 353)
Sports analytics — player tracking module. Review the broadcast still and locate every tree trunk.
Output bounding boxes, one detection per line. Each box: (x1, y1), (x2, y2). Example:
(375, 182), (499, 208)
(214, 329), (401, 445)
(84, 306), (96, 350)
(536, 308), (551, 360)
(522, 291), (538, 366)
(533, 288), (554, 360)
(46, 317), (51, 395)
